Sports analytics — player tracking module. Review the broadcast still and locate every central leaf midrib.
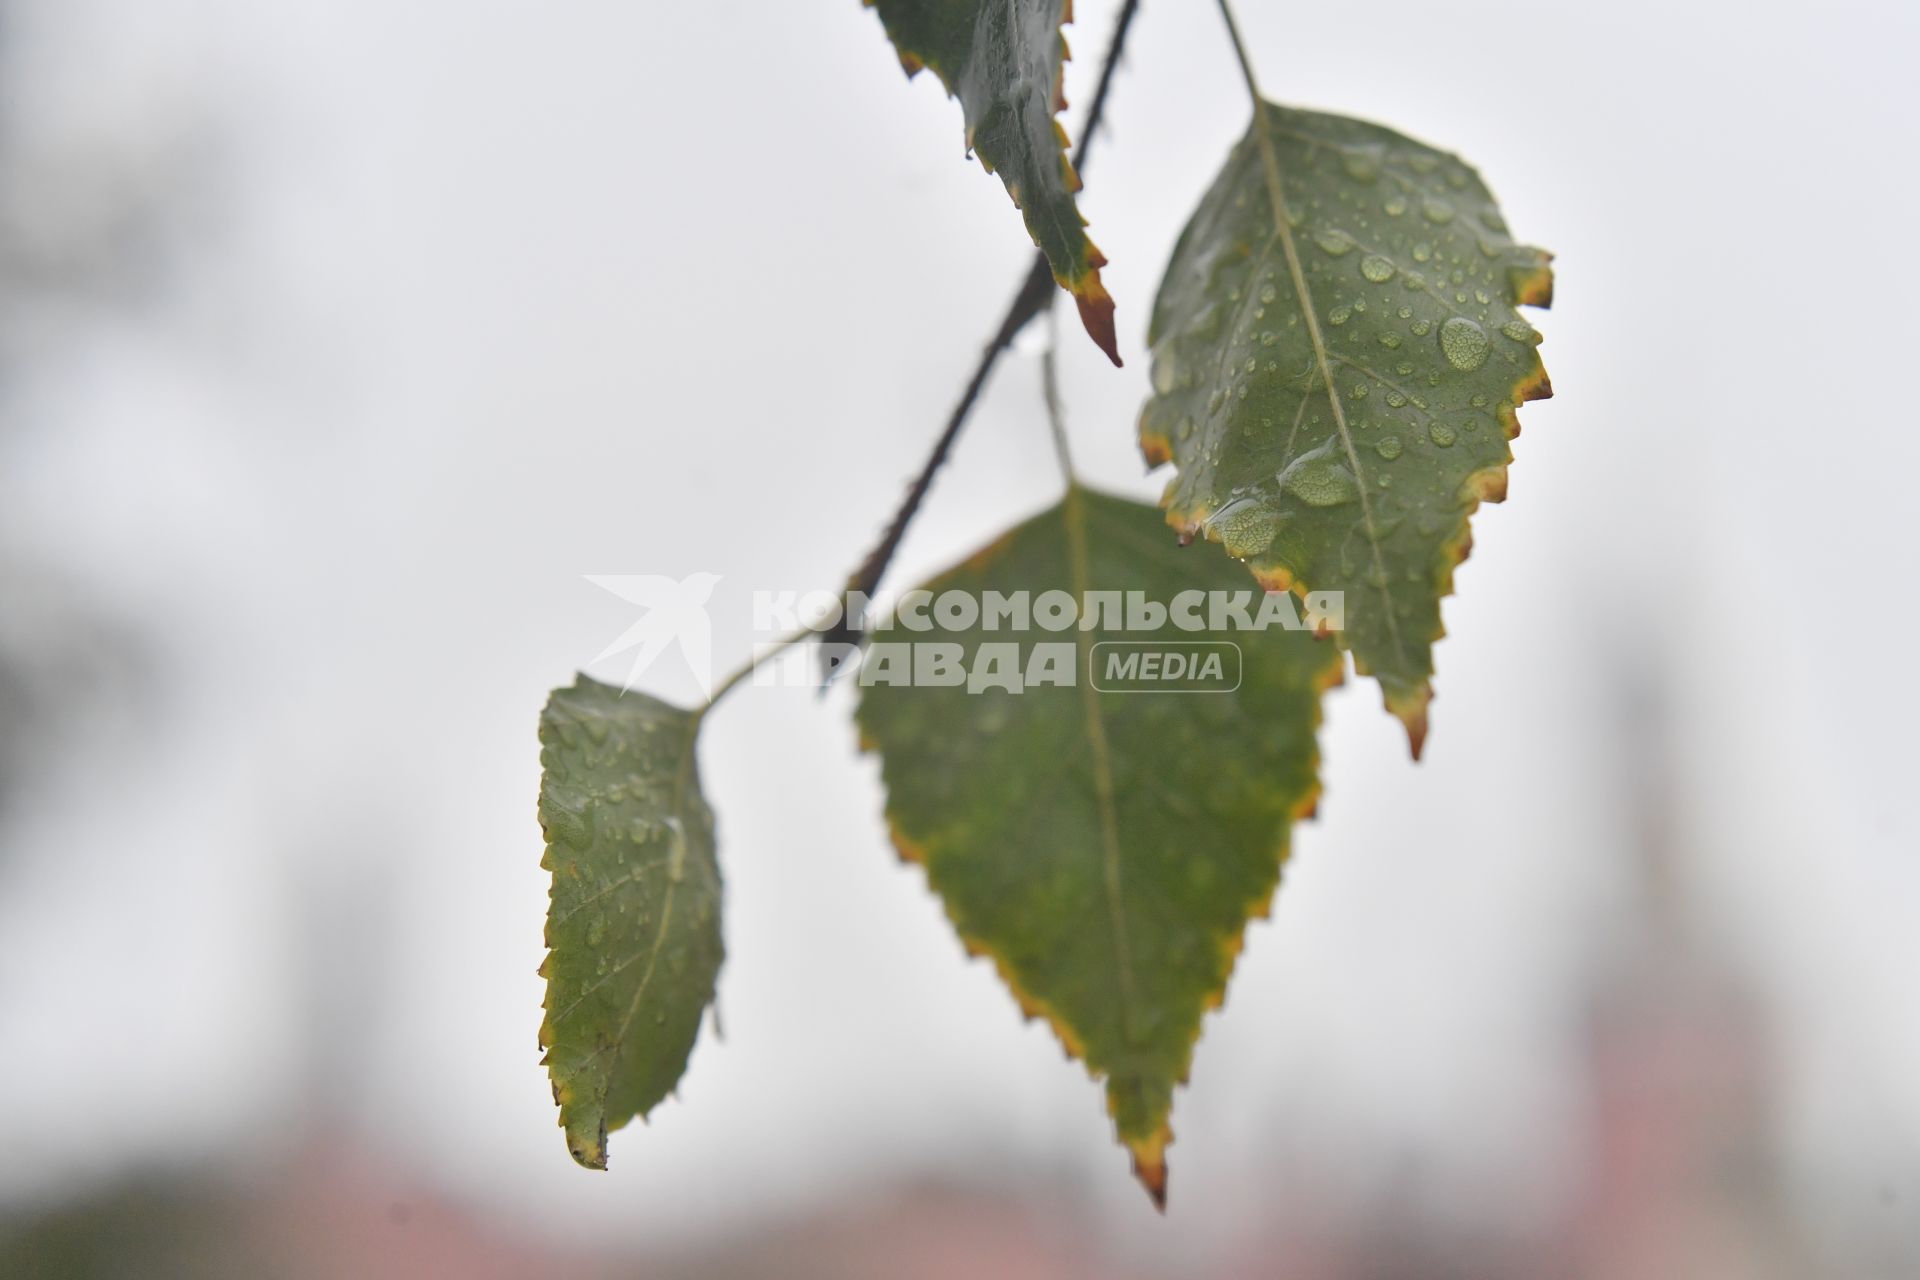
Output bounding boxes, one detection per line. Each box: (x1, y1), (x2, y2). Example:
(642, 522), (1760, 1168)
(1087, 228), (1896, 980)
(596, 715), (700, 1105)
(1246, 104), (1409, 671)
(1061, 488), (1141, 1044)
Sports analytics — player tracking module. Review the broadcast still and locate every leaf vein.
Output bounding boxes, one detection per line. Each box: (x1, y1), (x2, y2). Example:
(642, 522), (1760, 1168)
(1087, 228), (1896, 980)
(1245, 103), (1410, 671)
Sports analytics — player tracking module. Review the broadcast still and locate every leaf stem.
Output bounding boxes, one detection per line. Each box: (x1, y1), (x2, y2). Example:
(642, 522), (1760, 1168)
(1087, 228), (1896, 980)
(696, 628), (808, 721)
(1211, 0), (1263, 98)
(1040, 303), (1077, 487)
(819, 0), (1142, 666)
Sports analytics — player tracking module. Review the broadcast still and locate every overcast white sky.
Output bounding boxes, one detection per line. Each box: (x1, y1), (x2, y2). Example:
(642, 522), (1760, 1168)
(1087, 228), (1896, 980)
(0, 0), (1915, 1257)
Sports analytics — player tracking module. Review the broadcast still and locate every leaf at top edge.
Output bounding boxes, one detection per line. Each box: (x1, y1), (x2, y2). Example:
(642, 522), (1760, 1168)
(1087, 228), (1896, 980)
(854, 488), (1342, 1205)
(864, 0), (1121, 365)
(537, 675), (724, 1169)
(1137, 101), (1554, 756)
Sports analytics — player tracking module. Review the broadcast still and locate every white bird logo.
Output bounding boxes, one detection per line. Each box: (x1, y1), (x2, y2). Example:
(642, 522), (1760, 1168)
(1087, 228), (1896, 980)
(583, 573), (722, 696)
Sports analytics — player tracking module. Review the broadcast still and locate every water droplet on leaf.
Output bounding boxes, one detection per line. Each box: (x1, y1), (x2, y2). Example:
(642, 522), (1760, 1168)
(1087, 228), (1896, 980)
(1439, 316), (1490, 371)
(1207, 498), (1280, 558)
(1315, 228), (1357, 257)
(1342, 147), (1383, 183)
(1152, 356), (1178, 394)
(1277, 440), (1360, 507)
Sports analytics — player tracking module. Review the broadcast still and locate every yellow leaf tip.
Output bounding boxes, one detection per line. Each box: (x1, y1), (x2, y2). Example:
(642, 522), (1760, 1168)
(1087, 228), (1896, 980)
(1070, 270), (1122, 367)
(1127, 1127), (1172, 1211)
(1517, 362), (1554, 403)
(562, 1111), (608, 1170)
(1511, 260), (1554, 308)
(1388, 685), (1433, 760)
(1463, 464), (1509, 505)
(1251, 563), (1295, 594)
(1140, 430), (1173, 468)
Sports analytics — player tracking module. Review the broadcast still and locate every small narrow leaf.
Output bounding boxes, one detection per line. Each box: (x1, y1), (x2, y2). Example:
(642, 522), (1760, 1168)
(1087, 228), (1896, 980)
(538, 676), (724, 1169)
(1138, 103), (1553, 755)
(864, 0), (1120, 363)
(856, 488), (1341, 1204)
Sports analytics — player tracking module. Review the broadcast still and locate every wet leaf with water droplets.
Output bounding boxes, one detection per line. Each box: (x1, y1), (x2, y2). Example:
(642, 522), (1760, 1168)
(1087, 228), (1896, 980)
(539, 676), (723, 1170)
(856, 489), (1341, 1206)
(863, 0), (1120, 363)
(1137, 102), (1553, 754)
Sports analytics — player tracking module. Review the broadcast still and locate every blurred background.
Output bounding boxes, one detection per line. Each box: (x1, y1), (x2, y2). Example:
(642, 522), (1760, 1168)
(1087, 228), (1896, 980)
(1, 0), (1916, 1276)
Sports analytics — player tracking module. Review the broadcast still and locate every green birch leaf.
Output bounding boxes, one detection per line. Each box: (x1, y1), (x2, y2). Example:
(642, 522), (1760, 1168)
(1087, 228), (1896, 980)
(855, 487), (1341, 1205)
(537, 676), (724, 1169)
(864, 0), (1121, 364)
(1137, 102), (1553, 756)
